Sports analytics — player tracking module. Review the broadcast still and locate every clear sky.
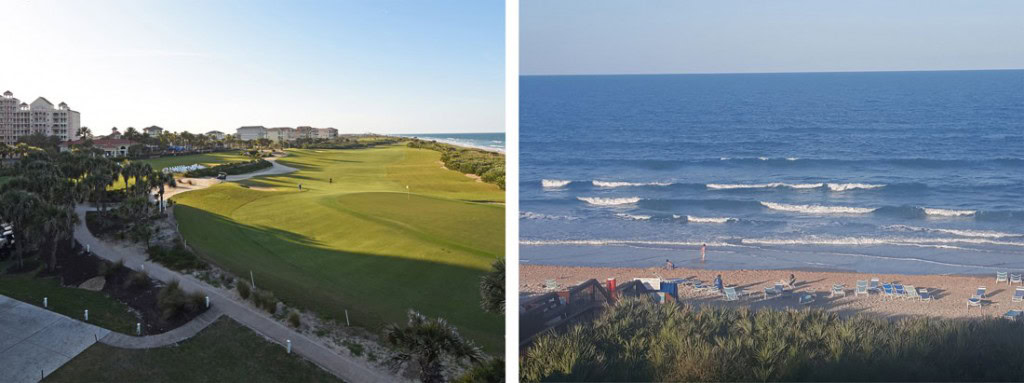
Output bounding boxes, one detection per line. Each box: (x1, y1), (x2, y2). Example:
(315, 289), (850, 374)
(0, 0), (504, 135)
(522, 0), (1024, 75)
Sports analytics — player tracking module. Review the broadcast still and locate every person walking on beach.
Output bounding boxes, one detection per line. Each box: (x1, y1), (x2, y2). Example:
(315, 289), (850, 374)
(700, 243), (707, 263)
(714, 274), (723, 292)
(664, 259), (675, 270)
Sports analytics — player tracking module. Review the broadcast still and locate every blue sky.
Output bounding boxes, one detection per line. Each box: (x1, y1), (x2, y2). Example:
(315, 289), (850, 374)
(522, 0), (1024, 75)
(0, 0), (504, 135)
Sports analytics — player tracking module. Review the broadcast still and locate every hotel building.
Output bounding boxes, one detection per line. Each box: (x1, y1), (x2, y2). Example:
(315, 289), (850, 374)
(0, 90), (81, 145)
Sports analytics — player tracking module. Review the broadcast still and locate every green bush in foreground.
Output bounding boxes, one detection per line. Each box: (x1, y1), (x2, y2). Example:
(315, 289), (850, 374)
(237, 280), (251, 299)
(157, 280), (205, 320)
(521, 298), (1024, 382)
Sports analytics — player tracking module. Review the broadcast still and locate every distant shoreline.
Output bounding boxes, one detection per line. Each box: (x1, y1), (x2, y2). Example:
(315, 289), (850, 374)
(392, 133), (505, 154)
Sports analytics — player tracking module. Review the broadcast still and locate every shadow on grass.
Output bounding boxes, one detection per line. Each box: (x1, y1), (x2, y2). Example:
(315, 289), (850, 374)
(174, 205), (503, 353)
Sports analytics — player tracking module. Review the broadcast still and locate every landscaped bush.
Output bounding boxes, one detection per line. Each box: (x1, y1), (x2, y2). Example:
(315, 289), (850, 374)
(183, 160), (271, 178)
(288, 310), (301, 328)
(124, 271), (152, 290)
(237, 280), (251, 299)
(146, 241), (207, 272)
(520, 297), (1024, 382)
(251, 289), (277, 314)
(157, 280), (205, 320)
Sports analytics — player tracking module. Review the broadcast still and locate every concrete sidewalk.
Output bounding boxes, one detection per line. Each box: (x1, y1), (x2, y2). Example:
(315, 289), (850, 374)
(0, 295), (110, 383)
(73, 205), (395, 382)
(99, 306), (223, 349)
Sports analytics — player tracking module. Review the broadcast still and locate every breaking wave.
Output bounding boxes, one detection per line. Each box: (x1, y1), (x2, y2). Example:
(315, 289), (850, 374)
(577, 196), (642, 206)
(520, 239), (744, 248)
(708, 182), (824, 190)
(742, 235), (1024, 248)
(593, 180), (672, 188)
(520, 211), (579, 221)
(884, 224), (1021, 239)
(615, 213), (651, 221)
(684, 215), (738, 223)
(826, 183), (886, 191)
(760, 202), (876, 214)
(923, 208), (976, 217)
(541, 179), (572, 188)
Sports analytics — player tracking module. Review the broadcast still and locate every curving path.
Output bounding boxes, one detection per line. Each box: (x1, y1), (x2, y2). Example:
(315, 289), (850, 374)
(74, 171), (396, 382)
(98, 306), (223, 349)
(159, 156), (299, 201)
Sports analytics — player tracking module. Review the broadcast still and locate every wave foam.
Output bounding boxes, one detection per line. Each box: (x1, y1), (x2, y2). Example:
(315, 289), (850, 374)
(520, 239), (742, 248)
(593, 180), (672, 188)
(615, 213), (651, 221)
(884, 225), (1017, 238)
(577, 196), (642, 206)
(541, 179), (571, 188)
(923, 208), (976, 217)
(826, 183), (886, 191)
(760, 202), (876, 214)
(686, 215), (737, 223)
(520, 211), (579, 221)
(742, 235), (1024, 248)
(708, 182), (823, 190)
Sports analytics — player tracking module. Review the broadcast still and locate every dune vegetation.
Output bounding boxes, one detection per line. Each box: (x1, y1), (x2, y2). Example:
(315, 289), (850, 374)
(521, 297), (1024, 382)
(171, 145), (504, 351)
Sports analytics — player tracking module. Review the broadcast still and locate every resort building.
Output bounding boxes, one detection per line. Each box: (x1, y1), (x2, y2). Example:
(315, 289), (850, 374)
(316, 127), (339, 139)
(58, 138), (136, 157)
(143, 126), (163, 136)
(206, 130), (226, 140)
(267, 127), (296, 143)
(0, 90), (81, 145)
(236, 126), (267, 141)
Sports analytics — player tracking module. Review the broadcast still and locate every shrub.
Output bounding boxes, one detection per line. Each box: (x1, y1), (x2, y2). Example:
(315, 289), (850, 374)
(124, 271), (152, 290)
(157, 280), (204, 320)
(251, 289), (277, 314)
(237, 280), (251, 299)
(342, 340), (364, 357)
(147, 243), (207, 272)
(288, 310), (301, 328)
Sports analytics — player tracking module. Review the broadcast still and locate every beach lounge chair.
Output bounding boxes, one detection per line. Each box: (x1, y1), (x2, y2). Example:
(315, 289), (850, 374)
(882, 284), (894, 300)
(906, 285), (921, 300)
(1013, 287), (1024, 303)
(830, 284), (846, 298)
(798, 293), (815, 305)
(894, 284), (908, 299)
(763, 283), (785, 300)
(543, 279), (559, 291)
(967, 296), (982, 309)
(692, 281), (710, 292)
(855, 280), (868, 296)
(1003, 310), (1022, 321)
(1011, 273), (1022, 285)
(723, 287), (740, 301)
(976, 286), (987, 299)
(918, 288), (932, 302)
(996, 272), (1008, 285)
(869, 278), (880, 293)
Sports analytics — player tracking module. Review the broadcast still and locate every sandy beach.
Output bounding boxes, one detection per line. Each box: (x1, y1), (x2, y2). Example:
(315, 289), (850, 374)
(521, 264), (1024, 319)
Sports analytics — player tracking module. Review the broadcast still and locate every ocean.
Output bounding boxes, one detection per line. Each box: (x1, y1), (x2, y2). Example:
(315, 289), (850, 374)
(397, 132), (505, 153)
(520, 70), (1024, 275)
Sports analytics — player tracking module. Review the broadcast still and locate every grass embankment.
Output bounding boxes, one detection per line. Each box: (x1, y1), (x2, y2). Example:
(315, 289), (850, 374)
(0, 267), (137, 334)
(45, 317), (341, 382)
(521, 298), (1024, 382)
(172, 146), (504, 351)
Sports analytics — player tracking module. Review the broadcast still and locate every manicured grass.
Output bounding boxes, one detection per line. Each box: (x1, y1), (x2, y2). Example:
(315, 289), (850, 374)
(141, 151), (254, 172)
(45, 317), (341, 383)
(0, 270), (137, 334)
(172, 145), (504, 351)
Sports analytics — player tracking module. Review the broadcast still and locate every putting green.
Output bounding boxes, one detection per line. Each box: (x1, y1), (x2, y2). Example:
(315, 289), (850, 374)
(172, 145), (504, 351)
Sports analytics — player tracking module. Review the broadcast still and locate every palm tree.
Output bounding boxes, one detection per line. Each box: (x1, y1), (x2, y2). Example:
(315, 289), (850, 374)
(480, 259), (504, 315)
(149, 171), (176, 213)
(40, 204), (77, 272)
(78, 126), (93, 139)
(383, 310), (484, 383)
(0, 190), (43, 269)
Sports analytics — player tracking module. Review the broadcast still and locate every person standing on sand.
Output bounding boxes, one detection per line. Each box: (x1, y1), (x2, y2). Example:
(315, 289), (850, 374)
(664, 259), (675, 270)
(700, 243), (707, 263)
(714, 274), (723, 292)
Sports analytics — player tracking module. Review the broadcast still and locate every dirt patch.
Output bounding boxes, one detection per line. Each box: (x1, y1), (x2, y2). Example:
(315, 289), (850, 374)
(464, 173), (483, 182)
(247, 186), (278, 191)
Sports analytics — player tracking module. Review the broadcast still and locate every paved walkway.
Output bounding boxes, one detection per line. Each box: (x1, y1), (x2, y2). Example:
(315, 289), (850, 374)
(73, 204), (395, 382)
(0, 295), (110, 383)
(99, 306), (223, 349)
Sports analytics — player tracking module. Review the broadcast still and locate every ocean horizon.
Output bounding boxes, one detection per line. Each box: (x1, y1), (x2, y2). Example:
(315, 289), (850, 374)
(396, 132), (505, 153)
(520, 70), (1024, 275)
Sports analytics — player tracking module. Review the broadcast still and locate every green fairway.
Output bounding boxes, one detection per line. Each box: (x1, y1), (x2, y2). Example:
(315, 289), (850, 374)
(46, 317), (340, 383)
(141, 151), (253, 172)
(172, 145), (504, 351)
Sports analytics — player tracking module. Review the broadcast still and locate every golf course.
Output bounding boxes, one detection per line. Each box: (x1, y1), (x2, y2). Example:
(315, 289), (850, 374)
(171, 145), (505, 351)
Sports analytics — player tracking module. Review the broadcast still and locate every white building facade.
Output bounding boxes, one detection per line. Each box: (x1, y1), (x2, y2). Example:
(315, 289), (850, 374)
(0, 90), (80, 145)
(236, 126), (267, 141)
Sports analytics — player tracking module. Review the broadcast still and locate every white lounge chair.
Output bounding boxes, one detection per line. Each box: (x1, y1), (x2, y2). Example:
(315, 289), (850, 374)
(1011, 273), (1022, 285)
(967, 296), (982, 309)
(543, 279), (559, 291)
(855, 280), (869, 296)
(976, 286), (987, 299)
(996, 272), (1008, 285)
(830, 284), (846, 298)
(1013, 287), (1024, 303)
(1002, 310), (1022, 321)
(906, 285), (921, 300)
(869, 278), (880, 293)
(918, 288), (932, 302)
(723, 287), (740, 301)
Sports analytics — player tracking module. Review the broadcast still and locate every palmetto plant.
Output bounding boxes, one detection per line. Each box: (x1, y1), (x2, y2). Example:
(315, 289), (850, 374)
(480, 258), (504, 315)
(383, 310), (484, 383)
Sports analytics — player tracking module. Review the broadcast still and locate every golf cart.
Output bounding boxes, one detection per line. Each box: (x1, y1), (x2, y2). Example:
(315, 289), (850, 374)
(216, 172), (227, 180)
